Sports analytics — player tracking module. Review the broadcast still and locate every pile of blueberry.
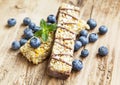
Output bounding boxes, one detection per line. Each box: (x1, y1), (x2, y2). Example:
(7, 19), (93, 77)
(72, 19), (108, 71)
(9, 15), (56, 50)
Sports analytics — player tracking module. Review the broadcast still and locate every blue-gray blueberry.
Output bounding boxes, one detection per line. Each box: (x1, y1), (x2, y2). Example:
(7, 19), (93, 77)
(72, 59), (83, 71)
(79, 36), (89, 46)
(7, 18), (16, 26)
(81, 49), (89, 58)
(47, 15), (56, 23)
(11, 41), (20, 50)
(23, 17), (31, 25)
(30, 37), (41, 48)
(74, 41), (82, 51)
(89, 33), (98, 42)
(99, 25), (108, 35)
(98, 46), (108, 56)
(87, 19), (97, 30)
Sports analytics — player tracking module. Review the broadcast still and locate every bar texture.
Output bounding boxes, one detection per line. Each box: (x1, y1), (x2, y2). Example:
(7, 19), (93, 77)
(47, 3), (89, 79)
(20, 32), (54, 64)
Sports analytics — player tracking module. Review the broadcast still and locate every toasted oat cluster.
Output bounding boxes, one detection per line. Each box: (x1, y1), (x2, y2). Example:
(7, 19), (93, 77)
(47, 3), (89, 79)
(20, 33), (54, 64)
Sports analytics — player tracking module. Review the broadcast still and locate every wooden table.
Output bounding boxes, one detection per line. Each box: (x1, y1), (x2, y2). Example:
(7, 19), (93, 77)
(0, 0), (120, 85)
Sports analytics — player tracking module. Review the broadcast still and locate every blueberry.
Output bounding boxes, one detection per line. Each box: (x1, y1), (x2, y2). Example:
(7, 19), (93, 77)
(79, 36), (89, 46)
(81, 49), (89, 58)
(72, 59), (83, 71)
(80, 30), (88, 37)
(74, 41), (82, 51)
(19, 38), (27, 46)
(24, 28), (34, 39)
(11, 41), (21, 50)
(24, 28), (32, 34)
(30, 37), (41, 48)
(89, 33), (98, 42)
(47, 14), (56, 23)
(99, 25), (108, 34)
(32, 26), (41, 33)
(29, 22), (36, 30)
(98, 46), (108, 56)
(87, 19), (97, 30)
(23, 17), (31, 25)
(7, 18), (16, 26)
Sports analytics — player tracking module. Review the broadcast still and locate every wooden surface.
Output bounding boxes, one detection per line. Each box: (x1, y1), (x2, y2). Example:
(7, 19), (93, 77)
(0, 0), (120, 85)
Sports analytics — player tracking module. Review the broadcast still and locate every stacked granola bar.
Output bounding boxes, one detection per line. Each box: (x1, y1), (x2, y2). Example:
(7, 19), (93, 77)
(47, 3), (84, 79)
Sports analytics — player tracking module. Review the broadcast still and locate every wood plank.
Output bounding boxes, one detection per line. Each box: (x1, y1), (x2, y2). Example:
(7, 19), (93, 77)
(0, 0), (120, 85)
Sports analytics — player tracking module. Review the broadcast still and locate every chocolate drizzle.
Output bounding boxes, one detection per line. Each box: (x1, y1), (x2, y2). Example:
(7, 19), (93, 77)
(60, 11), (79, 20)
(55, 41), (72, 50)
(52, 57), (72, 66)
(57, 26), (76, 34)
(52, 54), (73, 57)
(59, 22), (77, 25)
(55, 37), (75, 40)
(60, 8), (80, 12)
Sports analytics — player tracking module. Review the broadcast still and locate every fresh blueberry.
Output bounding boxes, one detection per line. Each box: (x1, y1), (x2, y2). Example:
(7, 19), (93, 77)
(81, 49), (89, 58)
(79, 36), (89, 46)
(47, 14), (56, 23)
(24, 28), (32, 34)
(29, 22), (36, 30)
(87, 19), (97, 30)
(74, 41), (82, 51)
(23, 17), (31, 25)
(30, 37), (41, 48)
(24, 28), (34, 39)
(99, 25), (108, 34)
(32, 26), (41, 33)
(19, 38), (28, 46)
(80, 30), (88, 37)
(11, 41), (21, 50)
(7, 18), (16, 26)
(98, 46), (108, 56)
(89, 33), (98, 42)
(72, 59), (83, 71)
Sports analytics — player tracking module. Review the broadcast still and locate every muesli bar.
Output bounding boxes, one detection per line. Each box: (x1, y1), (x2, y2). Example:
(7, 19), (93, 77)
(47, 3), (80, 79)
(20, 33), (54, 64)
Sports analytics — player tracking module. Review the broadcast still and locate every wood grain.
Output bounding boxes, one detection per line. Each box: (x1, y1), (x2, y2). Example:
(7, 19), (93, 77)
(0, 0), (120, 85)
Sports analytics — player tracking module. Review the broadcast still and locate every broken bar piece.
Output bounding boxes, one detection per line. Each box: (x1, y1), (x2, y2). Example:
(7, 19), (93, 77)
(20, 32), (54, 64)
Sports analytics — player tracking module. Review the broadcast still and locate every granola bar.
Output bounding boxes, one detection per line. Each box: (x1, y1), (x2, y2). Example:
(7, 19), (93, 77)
(20, 32), (54, 64)
(47, 3), (81, 79)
